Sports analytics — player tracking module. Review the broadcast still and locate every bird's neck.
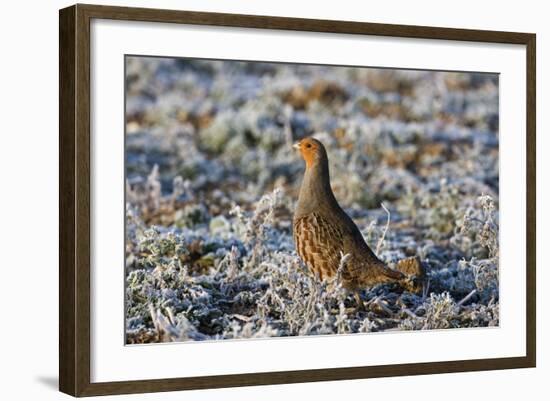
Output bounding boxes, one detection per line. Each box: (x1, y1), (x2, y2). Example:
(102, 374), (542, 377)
(296, 158), (340, 217)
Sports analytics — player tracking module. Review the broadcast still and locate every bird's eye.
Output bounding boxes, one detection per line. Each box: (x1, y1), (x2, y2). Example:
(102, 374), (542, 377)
(306, 143), (312, 148)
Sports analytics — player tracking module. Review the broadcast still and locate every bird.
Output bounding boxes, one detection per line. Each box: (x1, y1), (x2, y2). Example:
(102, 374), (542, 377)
(292, 137), (423, 291)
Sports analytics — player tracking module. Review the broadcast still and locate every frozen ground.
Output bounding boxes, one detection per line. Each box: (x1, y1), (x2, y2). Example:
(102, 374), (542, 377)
(124, 57), (499, 343)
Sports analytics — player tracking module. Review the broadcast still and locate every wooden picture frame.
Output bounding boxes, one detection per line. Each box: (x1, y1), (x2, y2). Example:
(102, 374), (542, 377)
(59, 3), (536, 397)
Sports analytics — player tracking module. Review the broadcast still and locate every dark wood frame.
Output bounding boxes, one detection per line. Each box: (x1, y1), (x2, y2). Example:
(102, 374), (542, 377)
(59, 3), (536, 397)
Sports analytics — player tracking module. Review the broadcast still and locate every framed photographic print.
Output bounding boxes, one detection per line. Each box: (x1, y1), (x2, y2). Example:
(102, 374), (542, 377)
(59, 3), (536, 397)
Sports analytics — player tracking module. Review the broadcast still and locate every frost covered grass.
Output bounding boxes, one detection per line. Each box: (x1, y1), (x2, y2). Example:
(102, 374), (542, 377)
(125, 57), (499, 343)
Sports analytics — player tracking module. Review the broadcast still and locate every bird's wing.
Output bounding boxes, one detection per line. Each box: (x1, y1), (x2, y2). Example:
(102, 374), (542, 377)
(293, 212), (344, 280)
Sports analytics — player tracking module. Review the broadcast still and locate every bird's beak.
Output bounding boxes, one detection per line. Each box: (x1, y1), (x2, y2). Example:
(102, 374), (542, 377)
(292, 142), (301, 150)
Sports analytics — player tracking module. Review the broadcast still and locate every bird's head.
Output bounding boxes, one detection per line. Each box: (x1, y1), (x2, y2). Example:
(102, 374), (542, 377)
(293, 137), (327, 169)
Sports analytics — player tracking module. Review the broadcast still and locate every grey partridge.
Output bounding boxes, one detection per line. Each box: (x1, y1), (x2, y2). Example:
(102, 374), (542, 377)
(293, 137), (419, 290)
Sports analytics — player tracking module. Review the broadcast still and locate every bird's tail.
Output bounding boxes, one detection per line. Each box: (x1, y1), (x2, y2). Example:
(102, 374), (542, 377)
(395, 256), (426, 293)
(373, 256), (426, 291)
(395, 256), (425, 277)
(380, 265), (405, 281)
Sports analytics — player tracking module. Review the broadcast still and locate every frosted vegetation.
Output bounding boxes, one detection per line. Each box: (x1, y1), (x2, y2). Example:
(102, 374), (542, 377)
(125, 56), (499, 343)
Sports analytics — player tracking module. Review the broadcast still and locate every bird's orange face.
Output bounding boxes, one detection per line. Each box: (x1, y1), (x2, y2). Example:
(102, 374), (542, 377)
(293, 137), (321, 169)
